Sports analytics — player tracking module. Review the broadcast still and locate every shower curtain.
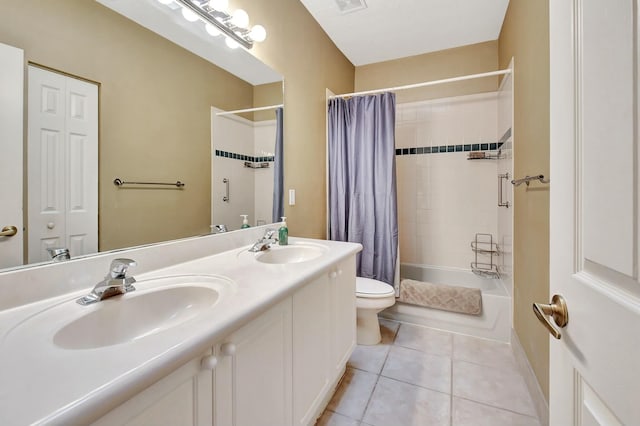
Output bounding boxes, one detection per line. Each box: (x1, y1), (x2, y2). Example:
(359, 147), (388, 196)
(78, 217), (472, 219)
(272, 107), (284, 223)
(328, 93), (398, 286)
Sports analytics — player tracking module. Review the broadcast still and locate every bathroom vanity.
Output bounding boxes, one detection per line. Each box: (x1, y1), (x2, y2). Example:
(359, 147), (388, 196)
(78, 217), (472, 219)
(0, 227), (360, 425)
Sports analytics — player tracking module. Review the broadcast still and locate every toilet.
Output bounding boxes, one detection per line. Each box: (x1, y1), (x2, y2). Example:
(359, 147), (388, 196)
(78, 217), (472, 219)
(355, 277), (396, 345)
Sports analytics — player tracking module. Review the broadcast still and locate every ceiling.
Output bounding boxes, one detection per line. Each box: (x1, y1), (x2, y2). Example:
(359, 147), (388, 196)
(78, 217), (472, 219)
(299, 0), (510, 66)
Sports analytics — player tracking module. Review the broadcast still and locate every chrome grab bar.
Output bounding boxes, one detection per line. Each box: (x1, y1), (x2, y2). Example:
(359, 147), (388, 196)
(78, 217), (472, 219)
(114, 178), (184, 188)
(511, 174), (550, 187)
(498, 173), (510, 208)
(223, 178), (230, 202)
(0, 226), (18, 237)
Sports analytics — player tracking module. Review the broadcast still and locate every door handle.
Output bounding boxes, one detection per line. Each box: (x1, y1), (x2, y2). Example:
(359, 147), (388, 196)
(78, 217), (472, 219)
(533, 294), (568, 339)
(0, 226), (18, 237)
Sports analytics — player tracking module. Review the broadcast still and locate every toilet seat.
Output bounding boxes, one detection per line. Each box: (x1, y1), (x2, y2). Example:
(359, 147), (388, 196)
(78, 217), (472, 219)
(356, 277), (395, 298)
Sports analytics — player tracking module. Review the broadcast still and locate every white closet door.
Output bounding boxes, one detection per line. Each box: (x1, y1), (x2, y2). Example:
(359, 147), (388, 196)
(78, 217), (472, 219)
(28, 66), (98, 263)
(0, 43), (24, 269)
(64, 74), (98, 256)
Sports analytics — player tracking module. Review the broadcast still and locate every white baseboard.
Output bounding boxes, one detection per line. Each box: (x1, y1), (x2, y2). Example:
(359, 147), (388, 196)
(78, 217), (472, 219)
(510, 329), (549, 426)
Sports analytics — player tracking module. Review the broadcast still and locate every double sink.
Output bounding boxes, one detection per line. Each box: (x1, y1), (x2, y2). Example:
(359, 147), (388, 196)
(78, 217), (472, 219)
(4, 242), (327, 351)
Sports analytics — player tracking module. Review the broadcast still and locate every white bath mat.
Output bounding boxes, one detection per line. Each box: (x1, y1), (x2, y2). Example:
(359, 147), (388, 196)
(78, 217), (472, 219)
(398, 279), (482, 316)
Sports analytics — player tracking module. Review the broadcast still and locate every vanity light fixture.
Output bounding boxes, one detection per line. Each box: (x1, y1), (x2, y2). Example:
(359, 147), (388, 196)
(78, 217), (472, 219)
(160, 0), (267, 49)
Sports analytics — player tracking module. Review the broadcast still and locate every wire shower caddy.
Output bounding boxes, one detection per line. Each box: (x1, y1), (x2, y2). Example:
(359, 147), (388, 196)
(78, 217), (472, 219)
(471, 233), (500, 278)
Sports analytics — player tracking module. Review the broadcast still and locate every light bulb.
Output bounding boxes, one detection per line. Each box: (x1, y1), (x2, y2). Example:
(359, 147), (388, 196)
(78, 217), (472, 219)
(157, 0), (173, 4)
(208, 0), (228, 12)
(225, 37), (240, 49)
(181, 7), (199, 22)
(231, 9), (249, 28)
(249, 25), (266, 42)
(205, 23), (221, 36)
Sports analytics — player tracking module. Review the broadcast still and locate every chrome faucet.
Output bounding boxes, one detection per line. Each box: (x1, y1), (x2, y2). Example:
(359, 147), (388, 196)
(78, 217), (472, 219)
(76, 258), (137, 305)
(47, 247), (70, 262)
(249, 229), (277, 252)
(213, 224), (228, 233)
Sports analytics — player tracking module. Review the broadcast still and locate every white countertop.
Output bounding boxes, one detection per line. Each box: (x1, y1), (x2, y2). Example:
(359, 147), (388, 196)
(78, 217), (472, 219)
(0, 237), (361, 425)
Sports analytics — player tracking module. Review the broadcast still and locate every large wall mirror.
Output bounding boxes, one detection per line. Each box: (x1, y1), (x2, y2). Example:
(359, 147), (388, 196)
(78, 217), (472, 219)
(0, 0), (283, 271)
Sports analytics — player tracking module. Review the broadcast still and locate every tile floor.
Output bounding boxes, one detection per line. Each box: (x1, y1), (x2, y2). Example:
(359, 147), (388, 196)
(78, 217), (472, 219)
(317, 319), (541, 426)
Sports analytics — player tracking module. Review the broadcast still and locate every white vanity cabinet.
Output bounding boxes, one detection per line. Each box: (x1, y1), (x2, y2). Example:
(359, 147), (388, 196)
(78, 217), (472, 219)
(92, 351), (214, 426)
(292, 272), (332, 425)
(330, 257), (357, 376)
(292, 256), (357, 425)
(92, 254), (356, 426)
(213, 299), (293, 426)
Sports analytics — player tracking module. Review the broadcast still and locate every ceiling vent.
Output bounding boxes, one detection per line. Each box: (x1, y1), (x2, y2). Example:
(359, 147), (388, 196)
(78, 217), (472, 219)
(335, 0), (367, 14)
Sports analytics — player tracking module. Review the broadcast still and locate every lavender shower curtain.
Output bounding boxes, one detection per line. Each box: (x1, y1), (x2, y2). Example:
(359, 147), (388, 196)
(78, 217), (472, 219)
(272, 107), (284, 223)
(328, 93), (398, 285)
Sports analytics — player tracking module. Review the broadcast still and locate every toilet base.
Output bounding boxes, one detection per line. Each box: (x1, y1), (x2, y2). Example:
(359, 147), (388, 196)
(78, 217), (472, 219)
(356, 309), (383, 345)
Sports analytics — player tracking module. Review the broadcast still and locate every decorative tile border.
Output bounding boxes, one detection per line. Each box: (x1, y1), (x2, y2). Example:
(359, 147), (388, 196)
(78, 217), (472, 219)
(215, 149), (275, 162)
(395, 142), (504, 156)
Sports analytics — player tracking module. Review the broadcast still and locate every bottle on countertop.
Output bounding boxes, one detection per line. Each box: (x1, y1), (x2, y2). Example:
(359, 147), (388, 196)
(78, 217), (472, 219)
(241, 215), (250, 229)
(278, 217), (288, 246)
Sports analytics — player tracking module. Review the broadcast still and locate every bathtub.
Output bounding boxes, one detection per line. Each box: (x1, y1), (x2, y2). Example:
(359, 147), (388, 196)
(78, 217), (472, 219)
(380, 264), (512, 342)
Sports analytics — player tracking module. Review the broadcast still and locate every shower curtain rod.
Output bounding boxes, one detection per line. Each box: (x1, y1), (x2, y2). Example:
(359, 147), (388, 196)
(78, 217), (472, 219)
(215, 103), (284, 116)
(329, 69), (512, 99)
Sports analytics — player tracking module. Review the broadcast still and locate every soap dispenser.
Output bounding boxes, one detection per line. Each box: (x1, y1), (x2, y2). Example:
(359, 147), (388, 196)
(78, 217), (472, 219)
(241, 215), (250, 229)
(278, 217), (288, 245)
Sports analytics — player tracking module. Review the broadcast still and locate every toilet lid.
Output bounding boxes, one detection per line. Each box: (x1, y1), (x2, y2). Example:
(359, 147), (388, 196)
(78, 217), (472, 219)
(356, 277), (395, 298)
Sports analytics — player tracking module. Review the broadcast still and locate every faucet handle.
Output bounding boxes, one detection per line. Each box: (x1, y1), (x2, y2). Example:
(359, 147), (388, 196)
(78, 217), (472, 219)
(109, 258), (137, 279)
(263, 229), (276, 239)
(47, 247), (70, 261)
(214, 224), (228, 233)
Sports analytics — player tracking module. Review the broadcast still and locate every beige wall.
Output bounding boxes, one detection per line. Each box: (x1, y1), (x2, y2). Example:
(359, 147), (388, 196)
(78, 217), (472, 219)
(236, 0), (355, 238)
(354, 41), (499, 103)
(2, 0), (355, 252)
(498, 0), (551, 399)
(0, 0), (257, 251)
(253, 81), (284, 122)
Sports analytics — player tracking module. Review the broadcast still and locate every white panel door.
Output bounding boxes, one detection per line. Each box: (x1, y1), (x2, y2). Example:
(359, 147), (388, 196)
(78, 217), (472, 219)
(64, 75), (98, 256)
(28, 66), (97, 263)
(549, 0), (640, 425)
(0, 43), (24, 269)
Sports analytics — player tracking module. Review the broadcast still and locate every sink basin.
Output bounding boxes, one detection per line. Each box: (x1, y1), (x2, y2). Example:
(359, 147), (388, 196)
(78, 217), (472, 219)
(255, 243), (326, 264)
(4, 275), (234, 351)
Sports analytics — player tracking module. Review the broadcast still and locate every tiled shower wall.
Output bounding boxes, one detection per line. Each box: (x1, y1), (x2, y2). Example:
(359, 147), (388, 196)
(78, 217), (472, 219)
(253, 120), (277, 224)
(396, 92), (500, 270)
(211, 111), (276, 230)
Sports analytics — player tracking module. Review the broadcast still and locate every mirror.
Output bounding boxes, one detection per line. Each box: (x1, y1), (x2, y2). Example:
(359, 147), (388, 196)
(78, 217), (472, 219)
(211, 104), (284, 231)
(0, 0), (283, 271)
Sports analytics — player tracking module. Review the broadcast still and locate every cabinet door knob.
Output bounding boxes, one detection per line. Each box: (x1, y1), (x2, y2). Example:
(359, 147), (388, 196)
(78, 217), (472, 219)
(329, 271), (338, 279)
(337, 269), (343, 276)
(47, 222), (55, 230)
(201, 355), (218, 370)
(220, 342), (236, 356)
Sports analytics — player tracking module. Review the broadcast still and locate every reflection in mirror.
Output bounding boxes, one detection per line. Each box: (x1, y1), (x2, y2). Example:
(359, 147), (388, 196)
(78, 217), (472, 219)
(0, 0), (283, 272)
(211, 100), (284, 231)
